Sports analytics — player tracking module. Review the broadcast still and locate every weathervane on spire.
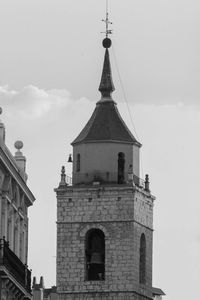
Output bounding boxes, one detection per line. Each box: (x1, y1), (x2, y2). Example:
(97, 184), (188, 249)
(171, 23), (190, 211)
(101, 0), (113, 48)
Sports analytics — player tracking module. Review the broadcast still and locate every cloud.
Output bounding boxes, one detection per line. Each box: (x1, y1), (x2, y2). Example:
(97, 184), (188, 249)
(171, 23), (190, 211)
(0, 85), (73, 119)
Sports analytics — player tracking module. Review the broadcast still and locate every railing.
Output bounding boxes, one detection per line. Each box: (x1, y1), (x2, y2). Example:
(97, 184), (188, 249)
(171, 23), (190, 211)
(71, 171), (146, 189)
(0, 237), (32, 293)
(66, 174), (72, 185)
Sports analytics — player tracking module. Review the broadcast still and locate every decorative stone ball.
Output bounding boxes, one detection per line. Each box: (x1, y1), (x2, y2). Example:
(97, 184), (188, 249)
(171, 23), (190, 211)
(0, 107), (2, 115)
(102, 38), (112, 48)
(14, 140), (23, 150)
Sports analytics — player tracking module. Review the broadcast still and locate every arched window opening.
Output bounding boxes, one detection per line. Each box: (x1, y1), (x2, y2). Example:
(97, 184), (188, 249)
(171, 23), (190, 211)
(139, 233), (146, 284)
(76, 154), (81, 172)
(118, 152), (125, 184)
(85, 229), (105, 281)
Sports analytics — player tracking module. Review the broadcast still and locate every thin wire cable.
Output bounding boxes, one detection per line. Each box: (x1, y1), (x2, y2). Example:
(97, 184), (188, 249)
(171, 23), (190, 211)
(111, 45), (139, 140)
(111, 45), (144, 178)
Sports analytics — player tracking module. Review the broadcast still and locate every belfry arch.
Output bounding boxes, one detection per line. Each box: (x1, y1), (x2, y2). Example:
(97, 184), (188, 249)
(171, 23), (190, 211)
(85, 229), (105, 281)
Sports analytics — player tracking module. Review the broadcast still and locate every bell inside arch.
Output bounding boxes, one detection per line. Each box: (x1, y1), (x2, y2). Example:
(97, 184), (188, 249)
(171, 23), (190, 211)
(68, 154), (73, 163)
(90, 252), (103, 264)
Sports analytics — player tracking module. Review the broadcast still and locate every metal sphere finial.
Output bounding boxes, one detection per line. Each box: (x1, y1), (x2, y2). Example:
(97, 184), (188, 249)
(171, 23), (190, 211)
(103, 38), (112, 48)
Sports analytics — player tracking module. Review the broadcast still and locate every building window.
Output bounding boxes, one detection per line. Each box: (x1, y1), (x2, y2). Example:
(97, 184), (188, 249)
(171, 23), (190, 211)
(14, 225), (18, 254)
(7, 216), (12, 247)
(76, 154), (81, 172)
(139, 233), (146, 284)
(85, 229), (105, 281)
(118, 152), (125, 184)
(20, 230), (25, 262)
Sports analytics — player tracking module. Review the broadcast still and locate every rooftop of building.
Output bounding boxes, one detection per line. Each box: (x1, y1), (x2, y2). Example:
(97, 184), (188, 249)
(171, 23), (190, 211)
(72, 40), (141, 147)
(152, 287), (166, 296)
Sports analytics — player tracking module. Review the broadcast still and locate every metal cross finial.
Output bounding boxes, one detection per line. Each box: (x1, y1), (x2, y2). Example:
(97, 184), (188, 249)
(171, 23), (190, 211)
(102, 0), (113, 37)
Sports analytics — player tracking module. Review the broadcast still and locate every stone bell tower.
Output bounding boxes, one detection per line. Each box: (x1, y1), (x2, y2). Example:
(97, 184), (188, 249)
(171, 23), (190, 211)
(55, 30), (155, 300)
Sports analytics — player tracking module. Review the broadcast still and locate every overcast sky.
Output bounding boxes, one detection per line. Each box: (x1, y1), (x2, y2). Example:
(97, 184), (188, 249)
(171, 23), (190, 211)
(0, 1), (200, 299)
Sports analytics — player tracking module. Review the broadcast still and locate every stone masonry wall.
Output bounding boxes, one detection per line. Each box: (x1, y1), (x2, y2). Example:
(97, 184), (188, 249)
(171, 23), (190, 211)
(56, 185), (154, 300)
(58, 291), (153, 300)
(134, 189), (154, 289)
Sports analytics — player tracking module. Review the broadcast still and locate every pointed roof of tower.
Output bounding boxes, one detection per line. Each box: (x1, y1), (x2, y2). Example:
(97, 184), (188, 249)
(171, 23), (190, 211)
(72, 98), (139, 145)
(72, 38), (140, 146)
(98, 46), (115, 98)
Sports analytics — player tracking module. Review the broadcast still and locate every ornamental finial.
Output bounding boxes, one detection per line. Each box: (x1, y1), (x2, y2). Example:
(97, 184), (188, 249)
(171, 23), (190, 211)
(14, 140), (24, 151)
(59, 166), (67, 186)
(99, 0), (115, 98)
(101, 0), (113, 48)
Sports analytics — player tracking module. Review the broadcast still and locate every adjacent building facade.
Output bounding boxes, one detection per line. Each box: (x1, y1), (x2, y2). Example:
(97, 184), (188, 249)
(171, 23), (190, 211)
(55, 37), (164, 299)
(0, 108), (35, 299)
(32, 276), (57, 300)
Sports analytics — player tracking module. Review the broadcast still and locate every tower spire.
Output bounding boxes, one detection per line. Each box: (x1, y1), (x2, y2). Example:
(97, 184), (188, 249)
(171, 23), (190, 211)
(99, 2), (115, 99)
